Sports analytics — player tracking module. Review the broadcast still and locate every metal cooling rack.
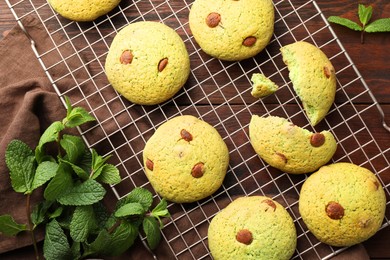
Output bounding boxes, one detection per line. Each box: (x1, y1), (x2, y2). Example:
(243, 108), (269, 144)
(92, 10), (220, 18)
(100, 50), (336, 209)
(5, 0), (390, 259)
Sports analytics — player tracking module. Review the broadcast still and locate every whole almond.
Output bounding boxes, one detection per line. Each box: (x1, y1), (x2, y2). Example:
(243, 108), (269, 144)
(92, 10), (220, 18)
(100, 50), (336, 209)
(158, 58), (168, 72)
(206, 12), (221, 28)
(261, 199), (276, 212)
(310, 133), (325, 147)
(236, 229), (253, 245)
(146, 159), (154, 171)
(180, 129), (193, 142)
(326, 201), (344, 220)
(191, 162), (205, 178)
(242, 36), (257, 47)
(120, 50), (133, 64)
(276, 152), (288, 164)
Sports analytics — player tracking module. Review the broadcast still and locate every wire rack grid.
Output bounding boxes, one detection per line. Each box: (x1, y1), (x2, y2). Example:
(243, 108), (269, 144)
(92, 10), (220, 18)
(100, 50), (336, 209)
(5, 0), (390, 259)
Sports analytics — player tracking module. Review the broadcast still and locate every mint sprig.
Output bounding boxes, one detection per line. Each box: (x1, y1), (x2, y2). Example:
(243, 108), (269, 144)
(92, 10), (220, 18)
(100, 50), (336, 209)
(328, 4), (390, 43)
(0, 96), (170, 259)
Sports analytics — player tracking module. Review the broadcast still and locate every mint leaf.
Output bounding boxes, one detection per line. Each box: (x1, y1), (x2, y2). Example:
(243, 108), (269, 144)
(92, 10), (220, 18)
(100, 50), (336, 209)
(70, 205), (98, 242)
(70, 242), (81, 260)
(31, 201), (53, 228)
(60, 159), (89, 180)
(95, 164), (121, 185)
(63, 105), (95, 128)
(48, 207), (63, 219)
(115, 202), (145, 218)
(358, 4), (372, 26)
(0, 215), (27, 236)
(328, 16), (363, 31)
(32, 161), (58, 191)
(5, 140), (36, 193)
(151, 199), (170, 227)
(119, 187), (153, 211)
(60, 135), (85, 164)
(108, 222), (138, 256)
(43, 219), (72, 260)
(143, 216), (161, 250)
(84, 229), (111, 257)
(44, 163), (73, 201)
(365, 18), (390, 32)
(91, 149), (111, 171)
(93, 202), (110, 230)
(57, 179), (106, 206)
(35, 121), (65, 163)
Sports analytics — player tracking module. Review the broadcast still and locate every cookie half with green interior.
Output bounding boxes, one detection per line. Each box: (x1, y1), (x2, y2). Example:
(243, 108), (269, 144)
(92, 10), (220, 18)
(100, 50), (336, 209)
(105, 21), (190, 105)
(208, 196), (297, 260)
(189, 0), (274, 61)
(280, 41), (336, 126)
(299, 162), (386, 247)
(47, 0), (121, 22)
(249, 115), (337, 174)
(250, 73), (278, 98)
(143, 115), (229, 203)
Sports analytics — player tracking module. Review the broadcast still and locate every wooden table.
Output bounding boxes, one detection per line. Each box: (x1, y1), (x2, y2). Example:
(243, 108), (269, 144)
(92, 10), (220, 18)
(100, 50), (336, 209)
(0, 0), (389, 259)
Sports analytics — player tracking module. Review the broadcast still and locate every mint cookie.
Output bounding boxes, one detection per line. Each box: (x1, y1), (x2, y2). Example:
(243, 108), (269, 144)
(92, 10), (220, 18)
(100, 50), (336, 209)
(143, 115), (229, 203)
(249, 115), (337, 174)
(250, 73), (278, 98)
(299, 162), (386, 247)
(47, 0), (121, 22)
(105, 21), (190, 105)
(208, 196), (297, 260)
(189, 0), (274, 61)
(280, 41), (336, 126)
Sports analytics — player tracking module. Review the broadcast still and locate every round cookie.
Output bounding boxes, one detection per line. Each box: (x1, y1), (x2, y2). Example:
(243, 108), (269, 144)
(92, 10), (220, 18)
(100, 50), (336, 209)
(105, 21), (190, 105)
(208, 196), (297, 260)
(189, 0), (274, 61)
(299, 162), (386, 247)
(280, 41), (336, 126)
(142, 115), (229, 203)
(47, 0), (121, 22)
(249, 115), (337, 174)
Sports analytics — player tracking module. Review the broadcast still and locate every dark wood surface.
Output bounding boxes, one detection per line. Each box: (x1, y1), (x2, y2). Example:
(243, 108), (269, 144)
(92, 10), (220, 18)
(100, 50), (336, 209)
(0, 0), (389, 259)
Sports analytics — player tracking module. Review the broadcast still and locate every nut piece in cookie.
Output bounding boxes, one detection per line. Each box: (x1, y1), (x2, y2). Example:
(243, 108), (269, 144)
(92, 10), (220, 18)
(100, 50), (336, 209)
(249, 115), (337, 174)
(280, 41), (336, 126)
(250, 73), (278, 98)
(142, 115), (229, 203)
(208, 196), (297, 260)
(299, 162), (386, 247)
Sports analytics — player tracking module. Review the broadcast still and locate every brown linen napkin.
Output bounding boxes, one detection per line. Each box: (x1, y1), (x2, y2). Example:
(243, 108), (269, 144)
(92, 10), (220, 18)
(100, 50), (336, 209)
(0, 15), (369, 260)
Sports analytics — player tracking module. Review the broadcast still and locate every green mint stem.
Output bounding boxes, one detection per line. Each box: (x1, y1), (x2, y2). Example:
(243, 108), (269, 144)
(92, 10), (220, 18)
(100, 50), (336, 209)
(26, 194), (40, 260)
(108, 219), (121, 234)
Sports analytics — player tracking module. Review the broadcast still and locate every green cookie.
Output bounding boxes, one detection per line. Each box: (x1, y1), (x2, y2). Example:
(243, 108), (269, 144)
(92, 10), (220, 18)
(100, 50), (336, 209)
(280, 41), (336, 126)
(249, 115), (337, 174)
(105, 21), (190, 105)
(189, 0), (274, 61)
(143, 115), (229, 203)
(299, 162), (386, 247)
(208, 196), (297, 260)
(250, 73), (278, 98)
(47, 0), (121, 22)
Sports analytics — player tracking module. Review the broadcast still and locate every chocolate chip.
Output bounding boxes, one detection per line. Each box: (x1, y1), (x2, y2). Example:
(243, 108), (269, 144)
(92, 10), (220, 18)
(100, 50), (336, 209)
(180, 129), (193, 142)
(206, 12), (221, 28)
(120, 50), (133, 65)
(146, 159), (154, 171)
(236, 229), (253, 245)
(158, 58), (168, 72)
(326, 201), (344, 220)
(310, 133), (325, 147)
(261, 199), (276, 212)
(242, 36), (257, 47)
(191, 162), (205, 178)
